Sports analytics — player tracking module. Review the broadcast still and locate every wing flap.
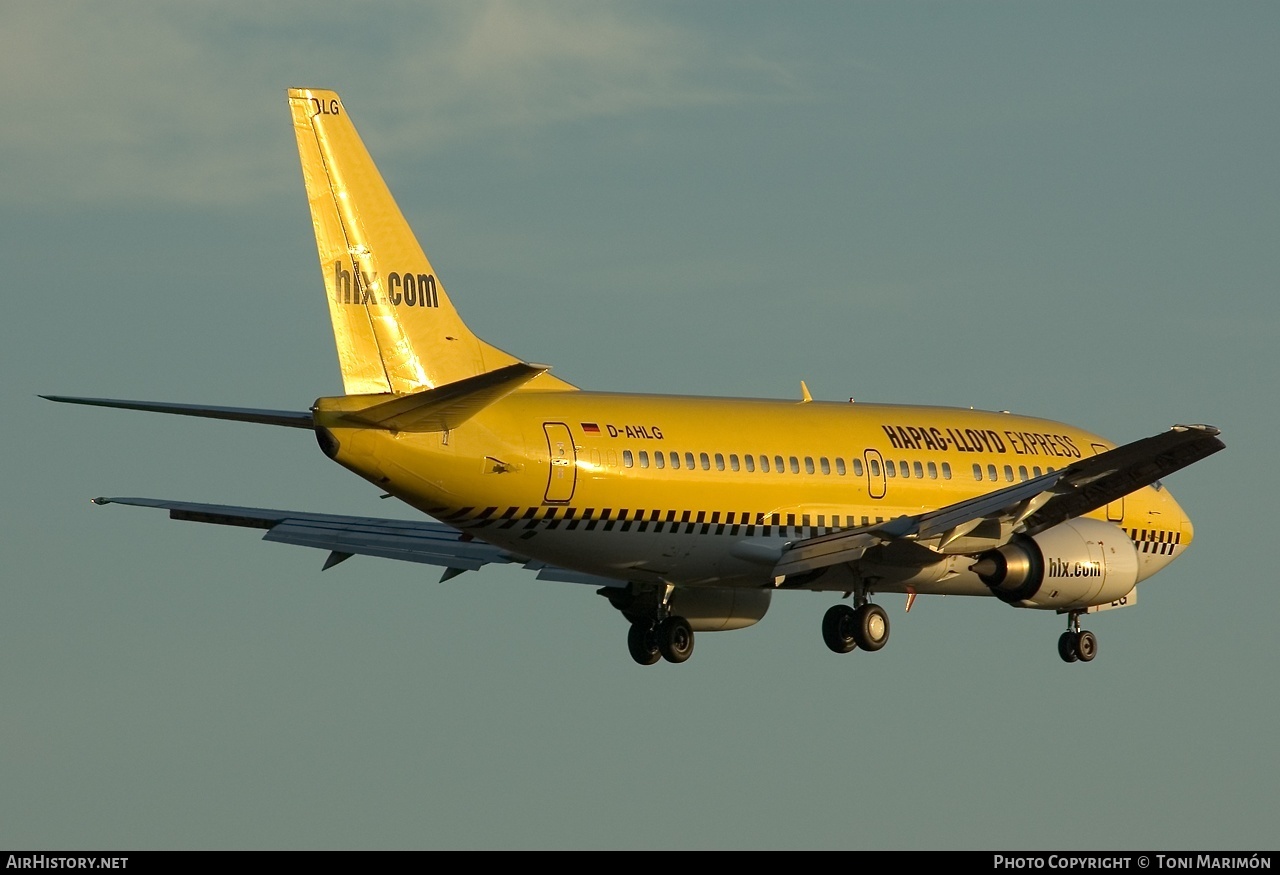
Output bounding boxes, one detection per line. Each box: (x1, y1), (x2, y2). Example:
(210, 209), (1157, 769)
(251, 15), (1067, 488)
(768, 531), (882, 576)
(263, 522), (491, 570)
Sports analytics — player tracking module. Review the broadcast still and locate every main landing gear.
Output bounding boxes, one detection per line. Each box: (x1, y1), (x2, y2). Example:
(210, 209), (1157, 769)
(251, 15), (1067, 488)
(1057, 611), (1098, 664)
(609, 582), (696, 667)
(627, 616), (694, 665)
(821, 600), (889, 655)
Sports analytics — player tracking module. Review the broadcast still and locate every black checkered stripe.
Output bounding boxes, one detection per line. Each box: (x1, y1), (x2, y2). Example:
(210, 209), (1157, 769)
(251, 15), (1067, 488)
(1124, 527), (1182, 555)
(427, 505), (893, 541)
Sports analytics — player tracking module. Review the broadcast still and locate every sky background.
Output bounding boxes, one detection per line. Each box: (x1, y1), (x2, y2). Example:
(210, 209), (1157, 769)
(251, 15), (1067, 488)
(4, 1), (1276, 851)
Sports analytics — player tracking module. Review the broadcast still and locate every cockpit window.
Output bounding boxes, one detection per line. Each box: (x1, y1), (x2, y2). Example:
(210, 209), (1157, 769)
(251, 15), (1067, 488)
(1152, 478), (1164, 492)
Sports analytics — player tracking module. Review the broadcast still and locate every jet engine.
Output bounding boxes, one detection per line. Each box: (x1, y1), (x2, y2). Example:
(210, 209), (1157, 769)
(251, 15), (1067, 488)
(969, 518), (1139, 610)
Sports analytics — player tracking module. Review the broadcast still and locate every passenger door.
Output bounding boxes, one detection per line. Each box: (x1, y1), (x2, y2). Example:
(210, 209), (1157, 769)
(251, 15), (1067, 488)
(543, 423), (577, 503)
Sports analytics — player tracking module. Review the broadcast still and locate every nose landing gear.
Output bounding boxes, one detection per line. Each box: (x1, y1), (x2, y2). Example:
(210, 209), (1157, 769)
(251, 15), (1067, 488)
(1057, 611), (1098, 664)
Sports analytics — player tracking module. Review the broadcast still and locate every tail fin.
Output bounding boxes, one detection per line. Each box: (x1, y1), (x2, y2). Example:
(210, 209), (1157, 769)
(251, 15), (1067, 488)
(288, 88), (571, 396)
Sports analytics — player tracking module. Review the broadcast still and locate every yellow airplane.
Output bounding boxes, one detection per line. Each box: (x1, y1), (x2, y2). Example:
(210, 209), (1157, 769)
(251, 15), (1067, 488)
(45, 88), (1225, 666)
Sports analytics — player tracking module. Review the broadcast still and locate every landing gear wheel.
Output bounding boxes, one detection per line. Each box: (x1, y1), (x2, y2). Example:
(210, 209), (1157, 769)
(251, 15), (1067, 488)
(627, 623), (660, 666)
(1075, 629), (1098, 663)
(656, 616), (694, 664)
(1058, 631), (1079, 663)
(822, 604), (858, 654)
(852, 603), (889, 652)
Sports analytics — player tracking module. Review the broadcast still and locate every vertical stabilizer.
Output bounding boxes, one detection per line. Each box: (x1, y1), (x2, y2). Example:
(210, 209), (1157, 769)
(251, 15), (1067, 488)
(289, 88), (555, 395)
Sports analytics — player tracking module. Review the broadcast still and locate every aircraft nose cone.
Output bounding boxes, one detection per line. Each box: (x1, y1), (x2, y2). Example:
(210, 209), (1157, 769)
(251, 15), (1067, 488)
(1179, 506), (1195, 548)
(1162, 487), (1194, 550)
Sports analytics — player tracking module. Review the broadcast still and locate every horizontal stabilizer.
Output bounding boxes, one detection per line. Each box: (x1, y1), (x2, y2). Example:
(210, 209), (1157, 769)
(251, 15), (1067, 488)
(41, 396), (314, 429)
(335, 361), (549, 432)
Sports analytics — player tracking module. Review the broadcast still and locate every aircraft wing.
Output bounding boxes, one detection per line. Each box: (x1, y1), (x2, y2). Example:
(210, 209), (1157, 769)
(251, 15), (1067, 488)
(772, 424), (1224, 578)
(90, 497), (623, 587)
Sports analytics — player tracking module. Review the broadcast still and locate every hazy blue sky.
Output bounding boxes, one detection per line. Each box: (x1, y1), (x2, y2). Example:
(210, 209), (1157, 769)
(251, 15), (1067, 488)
(5, 1), (1276, 850)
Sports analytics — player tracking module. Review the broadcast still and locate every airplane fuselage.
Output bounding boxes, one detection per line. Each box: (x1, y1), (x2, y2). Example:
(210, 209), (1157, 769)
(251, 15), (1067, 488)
(316, 391), (1192, 601)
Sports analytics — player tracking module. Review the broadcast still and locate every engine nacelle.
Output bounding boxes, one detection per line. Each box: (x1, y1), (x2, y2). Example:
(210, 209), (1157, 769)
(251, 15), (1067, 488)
(970, 518), (1139, 610)
(604, 585), (772, 631)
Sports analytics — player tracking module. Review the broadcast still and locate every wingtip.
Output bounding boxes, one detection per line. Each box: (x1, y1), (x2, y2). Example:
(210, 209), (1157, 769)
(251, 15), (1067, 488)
(92, 497), (112, 506)
(1173, 423), (1221, 436)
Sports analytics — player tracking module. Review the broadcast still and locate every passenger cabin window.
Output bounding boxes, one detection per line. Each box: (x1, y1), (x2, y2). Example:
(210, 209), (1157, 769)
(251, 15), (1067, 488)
(973, 463), (983, 481)
(789, 456), (800, 474)
(835, 458), (846, 475)
(1003, 465), (1014, 482)
(869, 459), (881, 477)
(623, 450), (634, 467)
(655, 452), (665, 469)
(941, 462), (952, 480)
(926, 461), (937, 479)
(987, 464), (998, 481)
(1033, 466), (1042, 477)
(729, 454), (740, 471)
(805, 457), (815, 474)
(885, 461), (896, 478)
(670, 452), (681, 469)
(760, 455), (770, 473)
(774, 455), (785, 473)
(639, 451), (649, 468)
(715, 453), (725, 471)
(853, 458), (864, 477)
(913, 461), (924, 479)
(1018, 465), (1028, 481)
(685, 452), (696, 470)
(745, 455), (756, 472)
(700, 452), (710, 470)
